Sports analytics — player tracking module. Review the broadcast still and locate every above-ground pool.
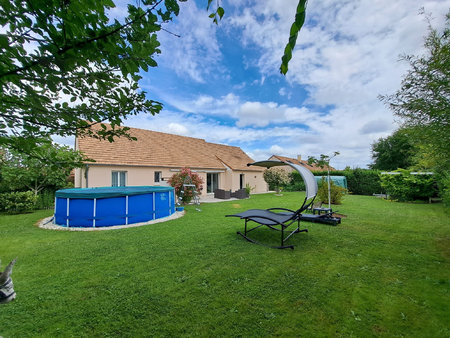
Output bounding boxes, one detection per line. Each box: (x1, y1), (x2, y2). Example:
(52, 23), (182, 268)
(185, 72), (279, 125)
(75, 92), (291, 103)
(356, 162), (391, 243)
(54, 186), (176, 228)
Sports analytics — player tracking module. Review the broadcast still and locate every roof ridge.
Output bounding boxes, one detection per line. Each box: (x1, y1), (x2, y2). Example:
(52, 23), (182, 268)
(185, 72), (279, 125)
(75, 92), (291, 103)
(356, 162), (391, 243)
(81, 122), (246, 150)
(87, 122), (208, 143)
(205, 140), (242, 149)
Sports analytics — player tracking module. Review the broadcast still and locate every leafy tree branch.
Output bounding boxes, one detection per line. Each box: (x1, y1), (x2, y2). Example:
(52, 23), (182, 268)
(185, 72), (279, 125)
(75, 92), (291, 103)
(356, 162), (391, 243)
(0, 0), (180, 151)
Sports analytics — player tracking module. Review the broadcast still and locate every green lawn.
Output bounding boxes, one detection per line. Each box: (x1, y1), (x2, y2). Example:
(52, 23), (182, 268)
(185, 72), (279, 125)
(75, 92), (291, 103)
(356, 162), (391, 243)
(0, 193), (449, 337)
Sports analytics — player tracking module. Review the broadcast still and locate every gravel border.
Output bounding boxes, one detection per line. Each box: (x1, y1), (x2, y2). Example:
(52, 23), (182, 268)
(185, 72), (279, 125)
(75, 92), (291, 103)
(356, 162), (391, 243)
(37, 211), (185, 231)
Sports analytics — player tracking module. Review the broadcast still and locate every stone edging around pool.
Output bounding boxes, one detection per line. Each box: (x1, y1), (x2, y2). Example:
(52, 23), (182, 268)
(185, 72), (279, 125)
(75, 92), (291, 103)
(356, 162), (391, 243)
(37, 210), (185, 231)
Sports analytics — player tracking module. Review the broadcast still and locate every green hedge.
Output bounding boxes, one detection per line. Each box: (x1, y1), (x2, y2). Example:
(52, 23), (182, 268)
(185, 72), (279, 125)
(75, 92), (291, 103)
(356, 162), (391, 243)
(282, 171), (306, 192)
(380, 170), (436, 202)
(0, 191), (38, 214)
(344, 169), (382, 195)
(439, 172), (450, 209)
(35, 190), (55, 210)
(285, 169), (382, 196)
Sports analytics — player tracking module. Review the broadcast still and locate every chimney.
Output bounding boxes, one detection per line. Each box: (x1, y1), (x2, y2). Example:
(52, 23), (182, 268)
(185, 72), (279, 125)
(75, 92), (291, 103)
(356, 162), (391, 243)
(297, 155), (302, 161)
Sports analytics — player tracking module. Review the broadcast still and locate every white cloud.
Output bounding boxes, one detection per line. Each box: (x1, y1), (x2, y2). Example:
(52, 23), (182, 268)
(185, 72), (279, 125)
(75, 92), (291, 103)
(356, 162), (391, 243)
(224, 0), (449, 167)
(167, 123), (189, 136)
(233, 82), (247, 90)
(52, 0), (448, 170)
(157, 1), (222, 83)
(147, 89), (319, 128)
(269, 145), (284, 154)
(236, 101), (319, 127)
(360, 120), (392, 135)
(237, 101), (277, 127)
(129, 86), (398, 168)
(278, 87), (291, 99)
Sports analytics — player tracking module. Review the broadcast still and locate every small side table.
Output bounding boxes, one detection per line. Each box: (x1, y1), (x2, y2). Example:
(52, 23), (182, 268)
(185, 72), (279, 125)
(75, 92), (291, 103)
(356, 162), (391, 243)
(313, 207), (332, 215)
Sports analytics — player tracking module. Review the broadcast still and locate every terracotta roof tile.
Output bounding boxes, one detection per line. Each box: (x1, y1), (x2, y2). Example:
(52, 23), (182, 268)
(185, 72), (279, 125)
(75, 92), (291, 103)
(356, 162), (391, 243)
(77, 124), (263, 171)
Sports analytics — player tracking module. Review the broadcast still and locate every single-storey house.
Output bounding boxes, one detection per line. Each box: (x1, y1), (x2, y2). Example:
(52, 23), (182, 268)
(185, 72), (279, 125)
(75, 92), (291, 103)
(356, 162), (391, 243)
(268, 155), (335, 172)
(74, 124), (267, 196)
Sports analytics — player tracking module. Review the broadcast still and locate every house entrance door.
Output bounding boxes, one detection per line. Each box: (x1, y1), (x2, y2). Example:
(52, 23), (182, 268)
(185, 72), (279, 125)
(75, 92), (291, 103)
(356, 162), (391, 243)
(240, 174), (244, 189)
(207, 173), (219, 193)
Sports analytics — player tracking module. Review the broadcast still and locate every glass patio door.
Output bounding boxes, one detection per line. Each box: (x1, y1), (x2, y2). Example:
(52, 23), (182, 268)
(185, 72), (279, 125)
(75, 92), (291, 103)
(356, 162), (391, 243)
(207, 173), (219, 193)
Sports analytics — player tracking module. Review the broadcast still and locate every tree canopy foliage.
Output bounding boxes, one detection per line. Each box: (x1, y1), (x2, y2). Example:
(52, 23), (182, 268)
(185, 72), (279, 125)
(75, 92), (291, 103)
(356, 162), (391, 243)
(379, 11), (450, 171)
(380, 11), (449, 206)
(0, 138), (86, 195)
(370, 129), (416, 171)
(263, 167), (290, 194)
(0, 0), (183, 150)
(0, 0), (304, 154)
(307, 152), (339, 170)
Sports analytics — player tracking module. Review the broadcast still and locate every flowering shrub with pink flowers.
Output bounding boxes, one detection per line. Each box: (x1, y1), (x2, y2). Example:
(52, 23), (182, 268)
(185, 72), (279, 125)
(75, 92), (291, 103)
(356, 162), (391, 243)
(168, 167), (204, 204)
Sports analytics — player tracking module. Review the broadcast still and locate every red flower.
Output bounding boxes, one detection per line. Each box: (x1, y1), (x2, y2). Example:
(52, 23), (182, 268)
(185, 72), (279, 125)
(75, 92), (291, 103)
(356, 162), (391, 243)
(168, 167), (204, 204)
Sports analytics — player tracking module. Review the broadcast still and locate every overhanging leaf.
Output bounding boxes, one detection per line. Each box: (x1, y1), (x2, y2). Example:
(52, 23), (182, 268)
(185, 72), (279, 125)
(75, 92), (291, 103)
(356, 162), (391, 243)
(280, 0), (308, 75)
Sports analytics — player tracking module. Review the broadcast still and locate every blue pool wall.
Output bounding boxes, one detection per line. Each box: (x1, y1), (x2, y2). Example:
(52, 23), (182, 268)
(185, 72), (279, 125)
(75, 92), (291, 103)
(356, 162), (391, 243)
(54, 186), (176, 228)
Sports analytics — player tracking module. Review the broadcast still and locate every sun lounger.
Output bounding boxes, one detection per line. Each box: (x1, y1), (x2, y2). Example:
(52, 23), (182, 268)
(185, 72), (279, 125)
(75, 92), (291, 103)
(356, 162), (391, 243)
(226, 159), (318, 249)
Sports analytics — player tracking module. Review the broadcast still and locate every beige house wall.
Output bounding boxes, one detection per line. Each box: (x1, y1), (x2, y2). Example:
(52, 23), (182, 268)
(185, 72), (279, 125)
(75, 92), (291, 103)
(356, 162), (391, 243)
(75, 165), (268, 196)
(75, 165), (174, 189)
(224, 169), (233, 190)
(231, 170), (267, 194)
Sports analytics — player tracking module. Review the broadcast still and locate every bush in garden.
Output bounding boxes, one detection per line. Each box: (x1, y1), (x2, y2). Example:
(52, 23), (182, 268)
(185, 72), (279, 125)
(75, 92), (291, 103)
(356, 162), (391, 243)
(35, 190), (55, 210)
(263, 167), (290, 194)
(0, 191), (37, 214)
(283, 171), (306, 192)
(245, 183), (254, 196)
(344, 168), (382, 195)
(168, 167), (204, 204)
(439, 172), (450, 209)
(380, 169), (436, 202)
(317, 178), (346, 205)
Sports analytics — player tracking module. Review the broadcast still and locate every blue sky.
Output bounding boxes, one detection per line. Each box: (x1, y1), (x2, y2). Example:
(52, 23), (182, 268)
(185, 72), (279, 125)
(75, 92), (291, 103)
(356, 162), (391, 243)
(62, 0), (449, 169)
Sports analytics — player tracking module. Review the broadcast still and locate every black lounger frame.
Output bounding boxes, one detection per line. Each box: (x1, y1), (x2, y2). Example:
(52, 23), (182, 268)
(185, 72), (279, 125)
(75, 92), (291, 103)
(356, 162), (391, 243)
(228, 195), (315, 249)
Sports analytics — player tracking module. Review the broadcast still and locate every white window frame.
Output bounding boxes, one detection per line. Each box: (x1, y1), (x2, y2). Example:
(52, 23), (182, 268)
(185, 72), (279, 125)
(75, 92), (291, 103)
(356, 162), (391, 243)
(207, 173), (219, 193)
(154, 171), (162, 183)
(112, 171), (127, 187)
